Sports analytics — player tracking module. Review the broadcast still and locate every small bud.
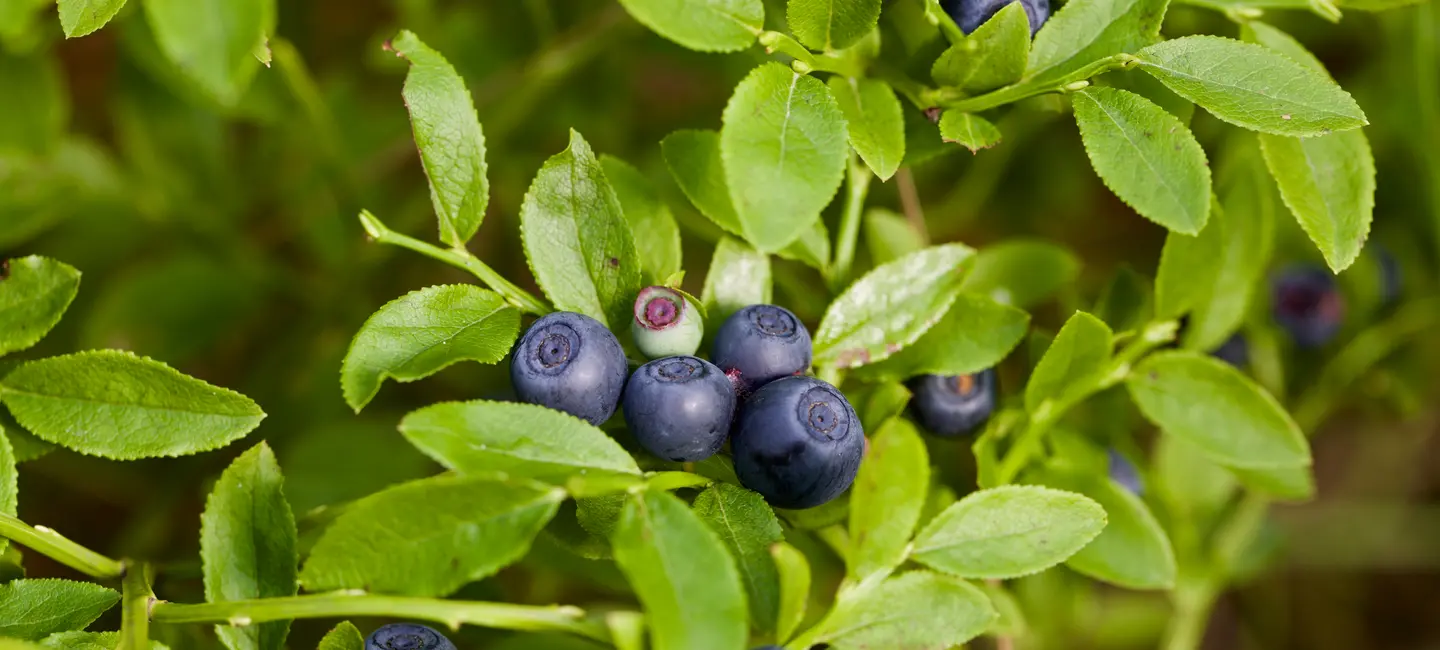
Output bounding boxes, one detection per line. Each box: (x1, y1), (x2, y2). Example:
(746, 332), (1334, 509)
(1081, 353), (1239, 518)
(631, 286), (704, 359)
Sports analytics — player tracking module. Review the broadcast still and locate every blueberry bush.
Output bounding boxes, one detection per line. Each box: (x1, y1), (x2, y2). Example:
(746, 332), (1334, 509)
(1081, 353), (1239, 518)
(1, 0), (1437, 649)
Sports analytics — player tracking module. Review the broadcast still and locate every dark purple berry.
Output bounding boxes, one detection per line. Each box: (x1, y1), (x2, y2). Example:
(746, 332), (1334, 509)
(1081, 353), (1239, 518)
(1271, 265), (1343, 348)
(711, 304), (812, 394)
(622, 355), (735, 462)
(942, 0), (1051, 35)
(510, 311), (628, 425)
(732, 376), (863, 509)
(907, 369), (997, 437)
(365, 624), (456, 650)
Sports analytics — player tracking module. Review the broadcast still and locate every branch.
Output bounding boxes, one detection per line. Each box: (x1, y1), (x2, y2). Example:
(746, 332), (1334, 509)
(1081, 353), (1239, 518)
(0, 513), (125, 580)
(150, 593), (612, 644)
(828, 156), (872, 291)
(995, 320), (1177, 483)
(117, 563), (153, 650)
(358, 210), (551, 316)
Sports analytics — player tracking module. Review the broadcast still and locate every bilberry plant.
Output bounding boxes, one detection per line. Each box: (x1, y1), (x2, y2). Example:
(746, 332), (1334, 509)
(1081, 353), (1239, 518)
(0, 1), (1427, 650)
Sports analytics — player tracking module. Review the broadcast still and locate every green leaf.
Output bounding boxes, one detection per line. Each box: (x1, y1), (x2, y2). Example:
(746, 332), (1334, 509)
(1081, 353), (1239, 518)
(1073, 87), (1211, 234)
(939, 112), (1003, 153)
(1182, 191), (1274, 351)
(660, 131), (836, 272)
(0, 256), (81, 357)
(814, 244), (974, 368)
(777, 220), (832, 272)
(1031, 467), (1176, 589)
(2, 416), (53, 463)
(788, 0), (882, 50)
(770, 542), (810, 644)
(721, 63), (849, 252)
(1104, 68), (1195, 124)
(1025, 311), (1113, 412)
(848, 418), (929, 580)
(931, 2), (1030, 92)
(399, 400), (641, 483)
(692, 483), (783, 632)
(960, 240), (1080, 307)
(1258, 129), (1375, 272)
(702, 237), (773, 324)
(0, 351), (265, 459)
(855, 293), (1026, 382)
(141, 0), (272, 104)
(601, 156), (684, 284)
(1025, 0), (1166, 86)
(316, 623), (364, 650)
(850, 381), (913, 433)
(863, 209), (925, 266)
(201, 442), (297, 650)
(38, 632), (167, 650)
(1135, 36), (1367, 137)
(1153, 206), (1224, 319)
(388, 31), (490, 248)
(0, 430), (13, 553)
(1127, 351), (1309, 468)
(1240, 21), (1328, 76)
(1153, 435), (1238, 518)
(520, 129), (644, 330)
(299, 475), (563, 597)
(1094, 265), (1153, 333)
(617, 0), (763, 52)
(661, 130), (743, 233)
(0, 579), (119, 639)
(611, 490), (747, 650)
(576, 494), (627, 540)
(57, 0), (127, 38)
(911, 485), (1107, 579)
(828, 77), (904, 180)
(1230, 464), (1316, 501)
(775, 493), (850, 530)
(802, 572), (995, 648)
(340, 285), (519, 412)
(977, 581), (1028, 637)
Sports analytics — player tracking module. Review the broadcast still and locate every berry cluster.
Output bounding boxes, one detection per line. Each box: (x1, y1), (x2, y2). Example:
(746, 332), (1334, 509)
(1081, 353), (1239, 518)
(510, 287), (866, 509)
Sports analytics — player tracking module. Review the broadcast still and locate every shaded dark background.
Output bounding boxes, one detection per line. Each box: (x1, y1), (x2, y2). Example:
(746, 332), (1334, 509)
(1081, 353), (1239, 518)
(2, 0), (1439, 648)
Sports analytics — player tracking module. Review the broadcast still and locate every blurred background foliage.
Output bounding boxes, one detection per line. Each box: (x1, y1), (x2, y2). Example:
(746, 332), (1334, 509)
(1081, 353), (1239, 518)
(2, 0), (1440, 648)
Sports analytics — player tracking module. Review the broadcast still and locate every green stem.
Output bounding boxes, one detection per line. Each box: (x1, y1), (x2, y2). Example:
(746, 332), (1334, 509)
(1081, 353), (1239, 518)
(1160, 493), (1270, 650)
(118, 563), (153, 650)
(0, 514), (125, 579)
(929, 54), (1137, 112)
(1161, 581), (1217, 650)
(759, 32), (819, 69)
(829, 157), (872, 291)
(995, 320), (1176, 483)
(358, 210), (551, 315)
(150, 594), (612, 644)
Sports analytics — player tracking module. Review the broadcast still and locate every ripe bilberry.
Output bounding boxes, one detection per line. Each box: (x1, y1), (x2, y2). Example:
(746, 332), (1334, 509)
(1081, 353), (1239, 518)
(907, 369), (997, 437)
(1271, 265), (1344, 348)
(711, 304), (812, 394)
(732, 376), (864, 509)
(942, 0), (1051, 35)
(510, 311), (628, 425)
(365, 624), (456, 650)
(622, 355), (735, 462)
